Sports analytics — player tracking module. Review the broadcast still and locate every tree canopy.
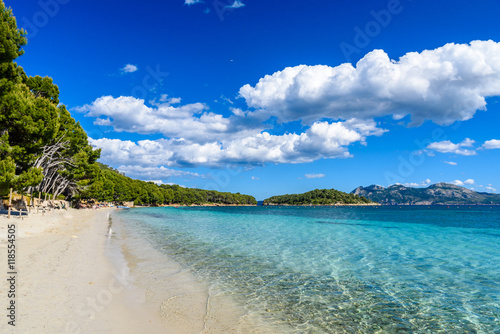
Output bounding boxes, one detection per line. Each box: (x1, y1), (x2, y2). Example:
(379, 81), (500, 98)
(0, 2), (101, 198)
(263, 188), (372, 206)
(81, 164), (257, 206)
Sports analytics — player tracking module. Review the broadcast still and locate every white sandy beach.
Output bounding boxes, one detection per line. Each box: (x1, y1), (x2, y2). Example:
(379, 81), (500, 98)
(0, 208), (289, 334)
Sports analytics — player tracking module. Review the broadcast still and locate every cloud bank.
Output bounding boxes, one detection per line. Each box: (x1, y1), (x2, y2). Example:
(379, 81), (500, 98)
(89, 119), (381, 167)
(77, 96), (241, 143)
(83, 40), (500, 173)
(240, 40), (500, 126)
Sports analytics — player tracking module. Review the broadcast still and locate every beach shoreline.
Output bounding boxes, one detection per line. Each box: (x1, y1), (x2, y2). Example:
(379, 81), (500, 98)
(0, 207), (290, 334)
(111, 211), (292, 334)
(0, 208), (167, 333)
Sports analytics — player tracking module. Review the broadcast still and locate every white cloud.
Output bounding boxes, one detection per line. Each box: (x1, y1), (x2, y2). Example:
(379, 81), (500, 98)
(150, 94), (182, 107)
(185, 0), (203, 5)
(81, 90), (387, 168)
(451, 179), (474, 186)
(426, 139), (477, 156)
(121, 64), (138, 73)
(403, 179), (431, 187)
(483, 139), (500, 149)
(227, 0), (245, 9)
(239, 40), (500, 126)
(305, 173), (325, 179)
(251, 176), (259, 180)
(444, 161), (458, 165)
(89, 119), (377, 167)
(459, 138), (475, 147)
(77, 96), (252, 143)
(485, 186), (497, 192)
(230, 108), (245, 117)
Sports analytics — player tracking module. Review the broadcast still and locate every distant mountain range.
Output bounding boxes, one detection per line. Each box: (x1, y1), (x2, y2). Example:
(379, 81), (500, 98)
(351, 183), (500, 205)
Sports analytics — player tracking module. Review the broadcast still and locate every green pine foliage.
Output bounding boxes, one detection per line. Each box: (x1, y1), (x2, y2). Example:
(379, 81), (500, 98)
(0, 1), (99, 197)
(80, 163), (257, 206)
(263, 188), (372, 206)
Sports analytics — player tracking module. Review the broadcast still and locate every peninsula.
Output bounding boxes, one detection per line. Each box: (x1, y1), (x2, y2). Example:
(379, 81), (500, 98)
(263, 188), (374, 206)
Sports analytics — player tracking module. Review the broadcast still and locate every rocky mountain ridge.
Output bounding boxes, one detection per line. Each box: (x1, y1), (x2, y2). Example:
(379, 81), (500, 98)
(351, 183), (500, 205)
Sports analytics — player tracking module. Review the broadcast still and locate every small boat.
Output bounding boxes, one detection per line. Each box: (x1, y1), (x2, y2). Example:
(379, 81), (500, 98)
(116, 206), (130, 209)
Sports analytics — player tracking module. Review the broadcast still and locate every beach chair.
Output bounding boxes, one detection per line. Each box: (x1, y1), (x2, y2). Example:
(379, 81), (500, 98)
(13, 199), (28, 211)
(11, 199), (29, 217)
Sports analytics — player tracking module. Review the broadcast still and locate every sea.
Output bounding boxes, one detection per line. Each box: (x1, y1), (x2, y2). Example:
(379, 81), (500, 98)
(115, 205), (500, 333)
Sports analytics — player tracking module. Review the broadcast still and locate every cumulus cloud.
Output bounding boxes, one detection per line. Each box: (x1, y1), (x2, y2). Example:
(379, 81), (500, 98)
(121, 64), (138, 73)
(444, 161), (458, 165)
(89, 119), (380, 167)
(80, 92), (387, 167)
(305, 173), (325, 179)
(483, 139), (500, 149)
(251, 176), (260, 180)
(85, 41), (500, 169)
(451, 179), (475, 186)
(239, 40), (500, 126)
(77, 96), (259, 143)
(485, 186), (497, 192)
(426, 139), (477, 156)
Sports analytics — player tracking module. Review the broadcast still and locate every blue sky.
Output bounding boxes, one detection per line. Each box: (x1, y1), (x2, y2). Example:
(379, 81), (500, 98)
(9, 0), (500, 199)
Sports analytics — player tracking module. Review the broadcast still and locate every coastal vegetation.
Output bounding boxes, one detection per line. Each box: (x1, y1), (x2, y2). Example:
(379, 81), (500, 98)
(82, 164), (256, 206)
(263, 188), (373, 206)
(0, 1), (100, 201)
(0, 2), (256, 207)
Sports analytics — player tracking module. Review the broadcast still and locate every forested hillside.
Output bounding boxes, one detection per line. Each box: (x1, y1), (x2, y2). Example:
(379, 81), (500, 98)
(263, 188), (373, 205)
(82, 164), (256, 206)
(0, 2), (256, 206)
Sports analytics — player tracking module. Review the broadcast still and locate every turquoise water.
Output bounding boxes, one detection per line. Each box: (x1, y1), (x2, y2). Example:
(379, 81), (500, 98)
(118, 206), (500, 333)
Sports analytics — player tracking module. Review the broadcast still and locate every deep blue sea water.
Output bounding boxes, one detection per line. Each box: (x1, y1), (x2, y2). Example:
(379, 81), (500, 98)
(117, 206), (500, 333)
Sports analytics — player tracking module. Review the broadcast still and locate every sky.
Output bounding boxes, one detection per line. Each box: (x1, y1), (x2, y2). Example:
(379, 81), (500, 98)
(8, 0), (500, 200)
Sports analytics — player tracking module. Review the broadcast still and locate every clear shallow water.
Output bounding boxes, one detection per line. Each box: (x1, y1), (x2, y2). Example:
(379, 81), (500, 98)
(118, 206), (500, 333)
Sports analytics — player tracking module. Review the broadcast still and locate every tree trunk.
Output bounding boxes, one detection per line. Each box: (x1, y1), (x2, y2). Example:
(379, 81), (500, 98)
(8, 188), (12, 219)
